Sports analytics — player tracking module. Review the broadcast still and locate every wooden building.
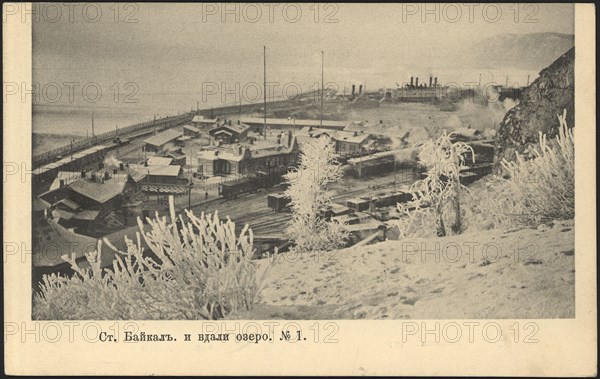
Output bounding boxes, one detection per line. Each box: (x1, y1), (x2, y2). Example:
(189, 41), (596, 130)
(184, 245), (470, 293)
(209, 122), (250, 145)
(143, 129), (183, 153)
(197, 131), (299, 177)
(183, 124), (202, 138)
(191, 115), (219, 130)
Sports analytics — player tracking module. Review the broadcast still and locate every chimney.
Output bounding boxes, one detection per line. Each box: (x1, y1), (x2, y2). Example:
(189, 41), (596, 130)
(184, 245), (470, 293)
(379, 120), (383, 124)
(287, 131), (293, 147)
(410, 77), (414, 87)
(353, 131), (358, 137)
(113, 168), (118, 175)
(59, 179), (65, 188)
(91, 173), (97, 182)
(215, 150), (219, 157)
(238, 146), (243, 155)
(104, 171), (110, 181)
(359, 85), (363, 94)
(237, 120), (240, 124)
(429, 76), (433, 87)
(415, 78), (419, 87)
(228, 120), (232, 126)
(351, 85), (355, 96)
(276, 133), (282, 145)
(119, 162), (124, 171)
(81, 170), (86, 178)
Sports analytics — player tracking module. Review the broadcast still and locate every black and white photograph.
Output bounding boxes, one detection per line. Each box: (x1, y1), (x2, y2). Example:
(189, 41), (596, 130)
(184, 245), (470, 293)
(3, 2), (596, 376)
(28, 3), (577, 320)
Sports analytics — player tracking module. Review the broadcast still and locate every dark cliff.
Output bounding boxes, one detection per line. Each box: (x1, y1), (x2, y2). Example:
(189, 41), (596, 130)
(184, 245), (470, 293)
(495, 47), (574, 164)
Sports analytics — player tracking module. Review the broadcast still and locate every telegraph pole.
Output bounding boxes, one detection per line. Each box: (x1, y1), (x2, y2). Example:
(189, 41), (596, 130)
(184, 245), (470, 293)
(320, 50), (324, 128)
(263, 45), (267, 140)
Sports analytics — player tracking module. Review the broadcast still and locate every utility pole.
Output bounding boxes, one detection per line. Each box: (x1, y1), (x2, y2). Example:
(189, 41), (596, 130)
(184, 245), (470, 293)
(263, 45), (267, 140)
(91, 113), (95, 138)
(320, 50), (324, 128)
(188, 180), (193, 209)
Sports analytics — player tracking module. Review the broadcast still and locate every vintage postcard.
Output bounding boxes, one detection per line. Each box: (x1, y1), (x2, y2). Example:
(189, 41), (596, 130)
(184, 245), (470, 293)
(4, 2), (596, 376)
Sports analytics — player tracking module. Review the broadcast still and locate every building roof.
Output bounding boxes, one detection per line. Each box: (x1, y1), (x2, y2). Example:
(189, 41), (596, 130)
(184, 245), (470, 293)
(183, 124), (201, 133)
(33, 197), (52, 212)
(58, 198), (80, 211)
(209, 123), (250, 136)
(73, 209), (100, 221)
(68, 179), (126, 204)
(49, 171), (82, 191)
(143, 129), (183, 147)
(333, 130), (370, 144)
(146, 156), (173, 166)
(239, 117), (349, 130)
(33, 218), (98, 267)
(147, 165), (182, 177)
(192, 115), (219, 124)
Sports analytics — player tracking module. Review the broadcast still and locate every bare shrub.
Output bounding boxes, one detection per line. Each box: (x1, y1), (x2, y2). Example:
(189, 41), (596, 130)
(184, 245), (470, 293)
(500, 110), (574, 224)
(33, 197), (267, 320)
(284, 135), (348, 251)
(396, 131), (474, 238)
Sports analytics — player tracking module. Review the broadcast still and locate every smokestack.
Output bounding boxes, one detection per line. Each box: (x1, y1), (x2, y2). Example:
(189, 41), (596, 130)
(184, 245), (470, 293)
(351, 85), (355, 96)
(429, 77), (433, 87)
(359, 85), (363, 94)
(434, 77), (438, 87)
(410, 77), (413, 87)
(415, 78), (419, 87)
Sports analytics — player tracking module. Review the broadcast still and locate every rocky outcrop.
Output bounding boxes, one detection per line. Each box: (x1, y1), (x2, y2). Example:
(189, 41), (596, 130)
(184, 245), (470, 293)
(495, 47), (574, 164)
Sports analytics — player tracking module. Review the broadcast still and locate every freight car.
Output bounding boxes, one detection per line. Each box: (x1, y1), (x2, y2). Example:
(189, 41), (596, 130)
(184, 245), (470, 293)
(220, 167), (290, 200)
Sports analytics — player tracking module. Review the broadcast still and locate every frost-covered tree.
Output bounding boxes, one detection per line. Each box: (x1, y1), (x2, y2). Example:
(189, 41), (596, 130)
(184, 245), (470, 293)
(284, 135), (347, 251)
(397, 131), (474, 237)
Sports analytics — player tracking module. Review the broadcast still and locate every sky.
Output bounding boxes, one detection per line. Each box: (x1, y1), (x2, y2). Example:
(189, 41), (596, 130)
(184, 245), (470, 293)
(32, 3), (574, 118)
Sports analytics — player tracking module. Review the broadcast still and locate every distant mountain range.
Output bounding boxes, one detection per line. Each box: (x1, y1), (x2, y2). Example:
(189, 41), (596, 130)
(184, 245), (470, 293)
(458, 32), (574, 71)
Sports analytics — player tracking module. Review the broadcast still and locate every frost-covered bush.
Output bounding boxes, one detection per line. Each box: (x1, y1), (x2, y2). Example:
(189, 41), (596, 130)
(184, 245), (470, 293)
(500, 110), (574, 223)
(284, 135), (348, 251)
(33, 197), (264, 320)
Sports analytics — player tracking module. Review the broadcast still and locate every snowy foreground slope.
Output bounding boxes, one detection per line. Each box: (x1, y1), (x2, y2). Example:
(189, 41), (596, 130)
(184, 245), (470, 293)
(231, 222), (574, 319)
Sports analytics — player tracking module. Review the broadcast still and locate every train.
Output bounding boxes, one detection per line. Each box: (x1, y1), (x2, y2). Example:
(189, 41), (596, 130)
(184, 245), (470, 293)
(220, 167), (290, 200)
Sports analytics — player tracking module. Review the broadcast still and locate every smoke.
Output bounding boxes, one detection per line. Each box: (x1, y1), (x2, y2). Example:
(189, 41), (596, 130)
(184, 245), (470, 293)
(502, 98), (518, 111)
(104, 153), (122, 167)
(450, 96), (516, 132)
